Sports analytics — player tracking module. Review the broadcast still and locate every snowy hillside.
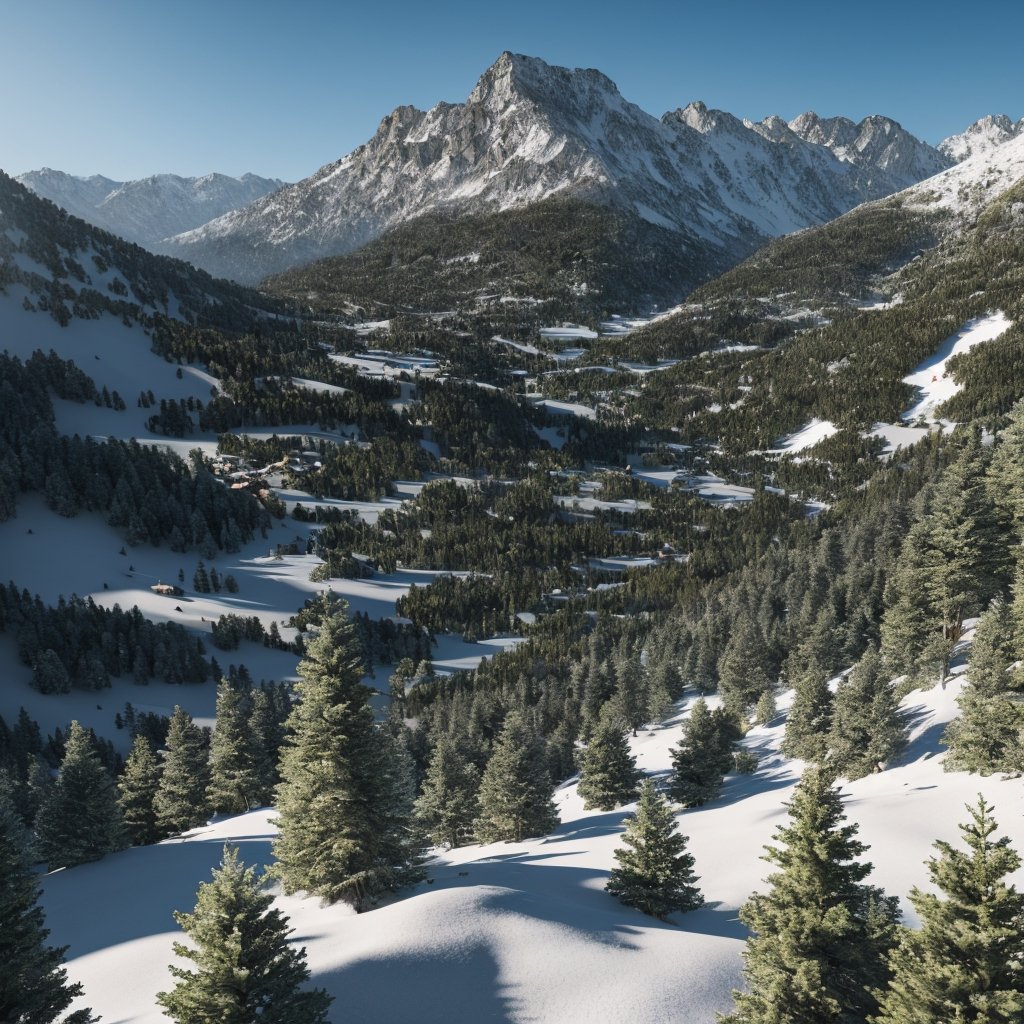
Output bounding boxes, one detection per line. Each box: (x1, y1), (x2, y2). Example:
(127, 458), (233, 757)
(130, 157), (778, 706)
(17, 168), (286, 246)
(938, 113), (1024, 162)
(40, 670), (1024, 1024)
(156, 52), (951, 284)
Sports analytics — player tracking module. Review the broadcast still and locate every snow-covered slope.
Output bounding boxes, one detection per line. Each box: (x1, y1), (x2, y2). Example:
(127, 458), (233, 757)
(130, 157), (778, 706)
(41, 672), (1024, 1024)
(16, 168), (286, 246)
(156, 52), (951, 284)
(938, 113), (1024, 163)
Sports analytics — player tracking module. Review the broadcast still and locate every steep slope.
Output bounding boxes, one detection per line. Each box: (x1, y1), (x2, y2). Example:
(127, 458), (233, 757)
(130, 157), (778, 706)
(157, 52), (949, 288)
(16, 168), (286, 247)
(938, 113), (1024, 162)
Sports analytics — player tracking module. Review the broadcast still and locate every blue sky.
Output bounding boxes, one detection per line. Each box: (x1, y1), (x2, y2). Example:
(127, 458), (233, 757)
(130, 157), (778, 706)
(2, 0), (1022, 182)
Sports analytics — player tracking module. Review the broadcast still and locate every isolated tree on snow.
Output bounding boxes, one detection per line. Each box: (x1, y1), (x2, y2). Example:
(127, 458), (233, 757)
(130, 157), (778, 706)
(414, 737), (479, 849)
(157, 844), (331, 1024)
(208, 679), (261, 814)
(828, 646), (906, 778)
(577, 708), (641, 811)
(0, 779), (95, 1024)
(154, 706), (210, 836)
(475, 711), (559, 843)
(875, 797), (1024, 1023)
(35, 721), (124, 869)
(669, 698), (734, 807)
(606, 779), (702, 919)
(272, 607), (423, 908)
(722, 766), (898, 1023)
(118, 733), (163, 846)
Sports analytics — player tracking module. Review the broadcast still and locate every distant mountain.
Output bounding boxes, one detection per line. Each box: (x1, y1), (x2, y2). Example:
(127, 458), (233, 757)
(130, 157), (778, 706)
(156, 52), (953, 290)
(16, 169), (286, 247)
(938, 114), (1024, 163)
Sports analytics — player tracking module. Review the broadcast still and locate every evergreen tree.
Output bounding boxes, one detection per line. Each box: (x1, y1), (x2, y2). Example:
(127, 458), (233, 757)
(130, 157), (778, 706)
(157, 845), (331, 1024)
(965, 599), (1018, 697)
(0, 780), (95, 1024)
(154, 707), (210, 836)
(828, 647), (906, 778)
(35, 722), (124, 869)
(875, 797), (1024, 1023)
(669, 698), (734, 807)
(606, 779), (702, 919)
(722, 766), (898, 1023)
(782, 669), (834, 764)
(475, 711), (559, 843)
(272, 607), (423, 909)
(943, 687), (1024, 776)
(208, 680), (261, 814)
(717, 616), (773, 717)
(118, 734), (162, 846)
(248, 687), (285, 806)
(414, 737), (479, 849)
(577, 709), (641, 811)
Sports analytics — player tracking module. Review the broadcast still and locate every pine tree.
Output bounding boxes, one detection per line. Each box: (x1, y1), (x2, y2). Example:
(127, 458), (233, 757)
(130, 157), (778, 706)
(272, 608), (423, 909)
(118, 734), (162, 846)
(782, 669), (834, 764)
(717, 616), (773, 717)
(875, 797), (1024, 1023)
(154, 707), (210, 836)
(669, 698), (734, 807)
(828, 647), (906, 779)
(722, 766), (898, 1023)
(943, 687), (1024, 775)
(248, 687), (284, 806)
(475, 711), (560, 843)
(157, 845), (331, 1024)
(606, 779), (702, 919)
(35, 722), (124, 869)
(208, 680), (261, 814)
(577, 709), (641, 811)
(414, 737), (480, 849)
(0, 780), (95, 1024)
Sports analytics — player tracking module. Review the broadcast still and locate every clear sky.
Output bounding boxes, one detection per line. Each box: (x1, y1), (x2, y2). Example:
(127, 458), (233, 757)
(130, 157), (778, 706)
(2, 0), (1022, 183)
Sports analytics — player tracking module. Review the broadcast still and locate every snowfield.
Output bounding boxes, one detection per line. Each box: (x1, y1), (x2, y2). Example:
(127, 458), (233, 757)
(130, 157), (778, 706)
(41, 660), (1024, 1024)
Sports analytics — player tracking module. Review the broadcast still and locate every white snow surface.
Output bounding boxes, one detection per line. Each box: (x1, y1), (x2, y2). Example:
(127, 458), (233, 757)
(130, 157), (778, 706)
(901, 311), (1011, 423)
(768, 418), (839, 454)
(41, 667), (1024, 1024)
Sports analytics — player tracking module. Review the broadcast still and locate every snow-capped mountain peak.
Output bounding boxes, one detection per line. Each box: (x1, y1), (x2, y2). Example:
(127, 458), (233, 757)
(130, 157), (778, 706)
(153, 53), (953, 286)
(938, 113), (1024, 162)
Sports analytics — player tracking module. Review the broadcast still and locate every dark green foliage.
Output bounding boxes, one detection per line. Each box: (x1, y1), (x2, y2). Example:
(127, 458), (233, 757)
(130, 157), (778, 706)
(722, 766), (898, 1024)
(669, 699), (735, 807)
(828, 647), (906, 778)
(0, 583), (210, 688)
(208, 680), (262, 814)
(606, 779), (702, 919)
(577, 710), (641, 811)
(474, 711), (560, 843)
(875, 798), (1024, 1023)
(414, 737), (480, 849)
(0, 780), (95, 1024)
(272, 608), (423, 908)
(716, 616), (774, 717)
(35, 722), (124, 870)
(157, 845), (331, 1024)
(118, 734), (163, 846)
(154, 707), (211, 836)
(782, 671), (834, 764)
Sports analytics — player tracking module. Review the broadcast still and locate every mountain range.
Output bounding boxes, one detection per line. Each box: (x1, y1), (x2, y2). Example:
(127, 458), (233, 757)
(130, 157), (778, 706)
(15, 169), (286, 246)
(149, 52), (955, 287)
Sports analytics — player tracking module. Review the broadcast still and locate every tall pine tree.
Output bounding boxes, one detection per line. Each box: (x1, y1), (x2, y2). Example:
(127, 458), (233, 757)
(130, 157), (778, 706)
(475, 711), (559, 843)
(35, 721), (124, 869)
(722, 766), (898, 1023)
(154, 707), (211, 836)
(0, 779), (95, 1024)
(414, 737), (480, 849)
(157, 845), (331, 1024)
(118, 734), (162, 846)
(272, 607), (423, 909)
(669, 699), (734, 807)
(577, 708), (641, 811)
(875, 797), (1024, 1023)
(208, 679), (261, 815)
(606, 779), (702, 919)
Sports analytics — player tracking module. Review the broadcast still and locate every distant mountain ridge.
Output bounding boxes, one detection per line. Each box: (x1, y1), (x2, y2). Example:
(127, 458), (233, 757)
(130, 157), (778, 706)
(154, 52), (954, 287)
(15, 168), (286, 246)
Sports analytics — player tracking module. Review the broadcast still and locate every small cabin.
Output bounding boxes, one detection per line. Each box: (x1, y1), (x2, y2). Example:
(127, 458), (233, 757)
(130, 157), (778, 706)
(151, 582), (185, 597)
